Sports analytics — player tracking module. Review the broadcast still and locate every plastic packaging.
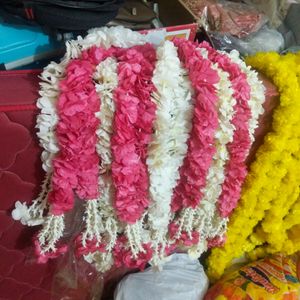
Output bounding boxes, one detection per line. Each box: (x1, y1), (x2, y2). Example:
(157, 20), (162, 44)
(114, 253), (209, 300)
(51, 252), (104, 300)
(183, 0), (267, 37)
(210, 26), (285, 56)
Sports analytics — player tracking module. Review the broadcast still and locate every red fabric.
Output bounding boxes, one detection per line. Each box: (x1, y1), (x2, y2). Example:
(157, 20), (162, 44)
(0, 70), (55, 300)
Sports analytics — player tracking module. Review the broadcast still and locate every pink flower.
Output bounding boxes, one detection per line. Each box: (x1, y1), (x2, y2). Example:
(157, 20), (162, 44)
(207, 235), (227, 249)
(48, 187), (74, 215)
(48, 48), (113, 215)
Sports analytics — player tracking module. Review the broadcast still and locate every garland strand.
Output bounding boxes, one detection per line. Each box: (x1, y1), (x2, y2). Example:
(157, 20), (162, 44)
(201, 43), (252, 218)
(77, 57), (119, 271)
(188, 46), (236, 257)
(111, 44), (157, 264)
(170, 38), (219, 214)
(146, 40), (194, 265)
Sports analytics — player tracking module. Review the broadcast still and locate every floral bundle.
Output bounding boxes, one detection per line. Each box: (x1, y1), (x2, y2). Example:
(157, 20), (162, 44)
(12, 27), (265, 272)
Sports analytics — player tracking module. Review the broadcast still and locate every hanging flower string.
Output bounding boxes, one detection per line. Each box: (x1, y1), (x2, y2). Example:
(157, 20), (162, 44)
(146, 40), (194, 265)
(35, 46), (113, 259)
(187, 46), (236, 257)
(191, 46), (264, 249)
(111, 44), (157, 265)
(76, 57), (119, 271)
(201, 43), (252, 218)
(169, 39), (220, 246)
(171, 38), (220, 213)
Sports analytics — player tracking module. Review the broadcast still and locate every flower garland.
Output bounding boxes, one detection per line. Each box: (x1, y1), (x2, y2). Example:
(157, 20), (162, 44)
(75, 28), (149, 271)
(188, 46), (236, 256)
(206, 52), (300, 281)
(111, 44), (157, 262)
(146, 40), (194, 265)
(12, 54), (75, 226)
(11, 26), (268, 271)
(170, 39), (220, 215)
(35, 47), (113, 258)
(76, 57), (119, 271)
(201, 43), (252, 218)
(226, 50), (265, 144)
(167, 39), (221, 252)
(192, 46), (265, 250)
(111, 44), (157, 224)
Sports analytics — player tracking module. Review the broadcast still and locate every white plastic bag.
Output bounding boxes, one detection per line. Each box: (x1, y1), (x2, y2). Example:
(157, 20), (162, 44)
(114, 253), (209, 300)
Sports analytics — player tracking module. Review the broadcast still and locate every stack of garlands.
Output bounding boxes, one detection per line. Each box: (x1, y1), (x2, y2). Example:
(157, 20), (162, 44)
(12, 26), (266, 272)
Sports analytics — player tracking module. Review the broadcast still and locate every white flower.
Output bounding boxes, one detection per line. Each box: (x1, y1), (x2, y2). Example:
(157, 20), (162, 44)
(12, 201), (31, 225)
(12, 201), (44, 226)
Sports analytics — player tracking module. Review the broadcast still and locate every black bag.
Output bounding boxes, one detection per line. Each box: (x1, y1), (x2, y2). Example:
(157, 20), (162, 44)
(0, 0), (125, 33)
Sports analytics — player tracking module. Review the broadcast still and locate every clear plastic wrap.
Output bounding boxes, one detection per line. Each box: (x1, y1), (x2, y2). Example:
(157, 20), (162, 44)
(50, 198), (104, 300)
(209, 25), (285, 56)
(51, 252), (104, 300)
(183, 0), (268, 37)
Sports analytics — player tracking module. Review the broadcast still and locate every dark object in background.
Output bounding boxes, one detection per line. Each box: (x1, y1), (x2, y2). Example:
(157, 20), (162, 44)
(0, 0), (125, 35)
(108, 0), (156, 30)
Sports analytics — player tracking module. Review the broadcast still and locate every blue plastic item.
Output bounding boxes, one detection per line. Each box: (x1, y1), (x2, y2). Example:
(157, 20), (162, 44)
(0, 14), (64, 70)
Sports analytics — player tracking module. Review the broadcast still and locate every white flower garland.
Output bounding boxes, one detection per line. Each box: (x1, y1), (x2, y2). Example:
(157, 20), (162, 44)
(80, 57), (119, 272)
(12, 61), (65, 226)
(146, 40), (194, 265)
(225, 50), (265, 143)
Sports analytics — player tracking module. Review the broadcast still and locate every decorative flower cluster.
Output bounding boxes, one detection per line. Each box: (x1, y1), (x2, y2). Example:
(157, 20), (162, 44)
(207, 52), (300, 281)
(12, 27), (266, 272)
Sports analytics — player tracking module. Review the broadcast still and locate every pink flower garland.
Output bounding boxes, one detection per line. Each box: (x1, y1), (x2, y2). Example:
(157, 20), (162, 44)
(171, 38), (220, 212)
(111, 44), (157, 224)
(201, 42), (251, 217)
(48, 46), (113, 215)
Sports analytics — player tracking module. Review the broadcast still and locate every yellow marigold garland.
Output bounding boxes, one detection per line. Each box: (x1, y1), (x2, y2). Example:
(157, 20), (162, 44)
(206, 52), (300, 281)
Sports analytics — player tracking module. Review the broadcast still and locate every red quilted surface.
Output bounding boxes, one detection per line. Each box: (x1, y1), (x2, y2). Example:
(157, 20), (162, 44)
(0, 70), (56, 300)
